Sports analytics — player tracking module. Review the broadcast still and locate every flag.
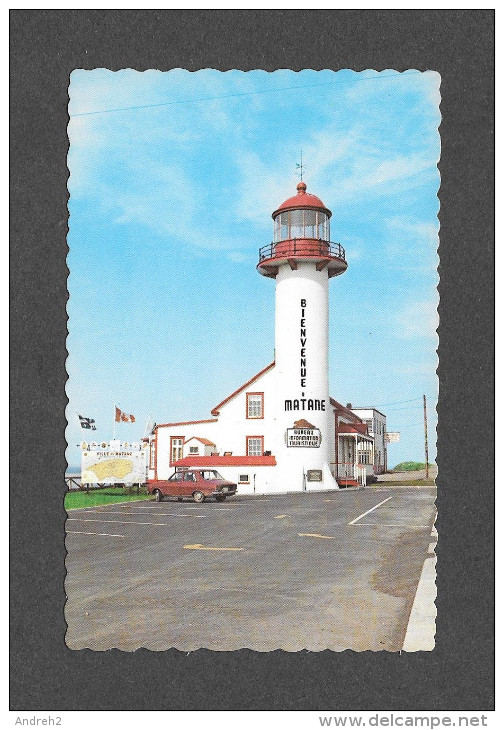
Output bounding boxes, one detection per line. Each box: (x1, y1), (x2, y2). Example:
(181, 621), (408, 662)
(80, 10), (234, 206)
(145, 415), (156, 435)
(78, 415), (97, 430)
(115, 407), (135, 423)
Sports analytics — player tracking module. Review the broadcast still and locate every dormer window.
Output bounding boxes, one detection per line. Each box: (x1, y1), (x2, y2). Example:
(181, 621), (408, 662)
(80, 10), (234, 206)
(246, 393), (264, 419)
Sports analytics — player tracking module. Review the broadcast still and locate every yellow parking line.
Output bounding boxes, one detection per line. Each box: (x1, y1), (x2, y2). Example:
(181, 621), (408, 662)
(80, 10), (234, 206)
(183, 544), (244, 551)
(298, 533), (335, 540)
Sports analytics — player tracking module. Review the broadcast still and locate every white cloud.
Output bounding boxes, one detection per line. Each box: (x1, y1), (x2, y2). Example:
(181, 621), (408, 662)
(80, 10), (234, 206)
(68, 69), (441, 261)
(395, 361), (439, 378)
(233, 150), (291, 225)
(227, 251), (250, 264)
(383, 216), (439, 273)
(325, 152), (439, 207)
(386, 217), (439, 247)
(396, 299), (439, 340)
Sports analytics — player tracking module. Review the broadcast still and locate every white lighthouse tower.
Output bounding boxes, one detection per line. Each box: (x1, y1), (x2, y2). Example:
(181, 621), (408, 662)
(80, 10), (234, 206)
(257, 181), (348, 490)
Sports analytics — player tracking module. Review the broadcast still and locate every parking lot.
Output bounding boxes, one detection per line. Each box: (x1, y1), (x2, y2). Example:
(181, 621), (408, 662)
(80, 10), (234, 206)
(65, 487), (436, 652)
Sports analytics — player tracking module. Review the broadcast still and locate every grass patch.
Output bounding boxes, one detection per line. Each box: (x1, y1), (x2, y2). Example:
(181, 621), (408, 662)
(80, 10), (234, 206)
(392, 461), (435, 471)
(65, 486), (152, 510)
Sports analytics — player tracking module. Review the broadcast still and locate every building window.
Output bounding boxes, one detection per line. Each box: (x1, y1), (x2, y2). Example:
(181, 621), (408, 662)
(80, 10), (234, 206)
(364, 419), (373, 433)
(170, 437), (184, 464)
(238, 474), (250, 484)
(189, 446), (199, 454)
(246, 436), (264, 456)
(274, 209), (330, 242)
(149, 440), (156, 469)
(246, 393), (264, 419)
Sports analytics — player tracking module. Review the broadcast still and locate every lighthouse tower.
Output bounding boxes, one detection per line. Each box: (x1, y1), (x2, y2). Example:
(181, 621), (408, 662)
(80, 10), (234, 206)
(257, 181), (347, 490)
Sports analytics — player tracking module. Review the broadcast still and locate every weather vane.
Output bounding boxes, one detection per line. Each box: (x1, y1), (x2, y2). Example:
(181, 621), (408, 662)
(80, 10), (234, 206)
(296, 150), (305, 181)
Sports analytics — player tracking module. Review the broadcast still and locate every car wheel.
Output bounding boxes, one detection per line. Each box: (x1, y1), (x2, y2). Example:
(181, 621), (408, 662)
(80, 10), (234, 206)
(192, 491), (205, 503)
(153, 489), (163, 502)
(215, 495), (226, 502)
(177, 497), (183, 502)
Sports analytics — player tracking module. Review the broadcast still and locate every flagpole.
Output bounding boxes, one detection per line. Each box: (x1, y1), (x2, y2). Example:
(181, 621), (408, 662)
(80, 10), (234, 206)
(113, 405), (116, 440)
(77, 412), (91, 439)
(76, 412), (83, 442)
(143, 413), (152, 439)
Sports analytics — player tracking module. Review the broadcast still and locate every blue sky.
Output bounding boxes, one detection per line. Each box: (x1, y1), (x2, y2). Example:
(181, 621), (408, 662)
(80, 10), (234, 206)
(67, 69), (440, 468)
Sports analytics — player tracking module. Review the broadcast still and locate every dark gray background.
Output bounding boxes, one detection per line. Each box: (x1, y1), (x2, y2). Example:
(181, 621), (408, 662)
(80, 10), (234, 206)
(10, 9), (494, 711)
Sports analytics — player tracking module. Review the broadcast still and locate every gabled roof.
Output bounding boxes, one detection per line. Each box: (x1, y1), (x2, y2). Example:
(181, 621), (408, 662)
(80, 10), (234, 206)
(156, 418), (218, 429)
(330, 398), (363, 423)
(211, 361), (275, 415)
(184, 436), (216, 446)
(337, 422), (369, 435)
(176, 455), (277, 467)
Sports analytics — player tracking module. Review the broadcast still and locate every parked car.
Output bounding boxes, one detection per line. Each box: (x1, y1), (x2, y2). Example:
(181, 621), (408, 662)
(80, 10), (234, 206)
(147, 469), (237, 503)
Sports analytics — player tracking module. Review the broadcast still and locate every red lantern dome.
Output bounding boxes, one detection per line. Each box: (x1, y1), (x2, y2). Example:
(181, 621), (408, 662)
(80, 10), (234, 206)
(272, 181), (331, 219)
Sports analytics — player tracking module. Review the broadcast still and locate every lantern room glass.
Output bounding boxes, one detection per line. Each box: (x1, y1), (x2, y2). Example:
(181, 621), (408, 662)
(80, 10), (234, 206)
(274, 209), (329, 242)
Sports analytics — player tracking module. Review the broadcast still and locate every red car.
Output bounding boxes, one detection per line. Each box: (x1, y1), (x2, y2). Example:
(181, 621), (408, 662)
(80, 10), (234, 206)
(147, 469), (237, 503)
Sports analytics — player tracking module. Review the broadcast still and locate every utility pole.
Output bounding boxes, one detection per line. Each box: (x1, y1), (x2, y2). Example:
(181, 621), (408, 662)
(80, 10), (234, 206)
(423, 394), (429, 479)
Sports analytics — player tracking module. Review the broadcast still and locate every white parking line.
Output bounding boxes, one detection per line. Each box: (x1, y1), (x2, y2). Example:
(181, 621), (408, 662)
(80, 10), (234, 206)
(66, 530), (124, 537)
(354, 523), (432, 528)
(348, 496), (393, 525)
(112, 504), (237, 511)
(67, 518), (172, 526)
(184, 544), (244, 551)
(73, 510), (207, 518)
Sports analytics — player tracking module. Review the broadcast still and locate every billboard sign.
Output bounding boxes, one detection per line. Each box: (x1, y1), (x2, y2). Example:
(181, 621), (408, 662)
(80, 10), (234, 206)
(81, 442), (148, 484)
(385, 432), (401, 443)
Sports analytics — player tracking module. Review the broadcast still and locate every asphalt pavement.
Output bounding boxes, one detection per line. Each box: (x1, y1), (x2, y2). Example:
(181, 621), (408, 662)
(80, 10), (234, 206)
(65, 487), (437, 652)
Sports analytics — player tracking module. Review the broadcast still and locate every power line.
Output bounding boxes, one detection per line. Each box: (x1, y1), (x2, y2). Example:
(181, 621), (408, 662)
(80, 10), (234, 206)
(70, 70), (423, 118)
(373, 397), (424, 408)
(385, 405), (425, 412)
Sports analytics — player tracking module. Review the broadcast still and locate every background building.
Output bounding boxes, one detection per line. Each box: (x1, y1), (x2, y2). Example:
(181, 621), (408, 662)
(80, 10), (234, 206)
(350, 407), (388, 473)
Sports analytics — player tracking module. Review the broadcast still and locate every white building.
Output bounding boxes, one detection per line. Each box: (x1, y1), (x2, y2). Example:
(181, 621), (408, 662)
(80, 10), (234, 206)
(148, 182), (386, 494)
(349, 407), (388, 474)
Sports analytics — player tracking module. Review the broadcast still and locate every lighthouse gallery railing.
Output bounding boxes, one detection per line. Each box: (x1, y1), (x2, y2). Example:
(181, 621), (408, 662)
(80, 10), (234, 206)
(258, 239), (346, 263)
